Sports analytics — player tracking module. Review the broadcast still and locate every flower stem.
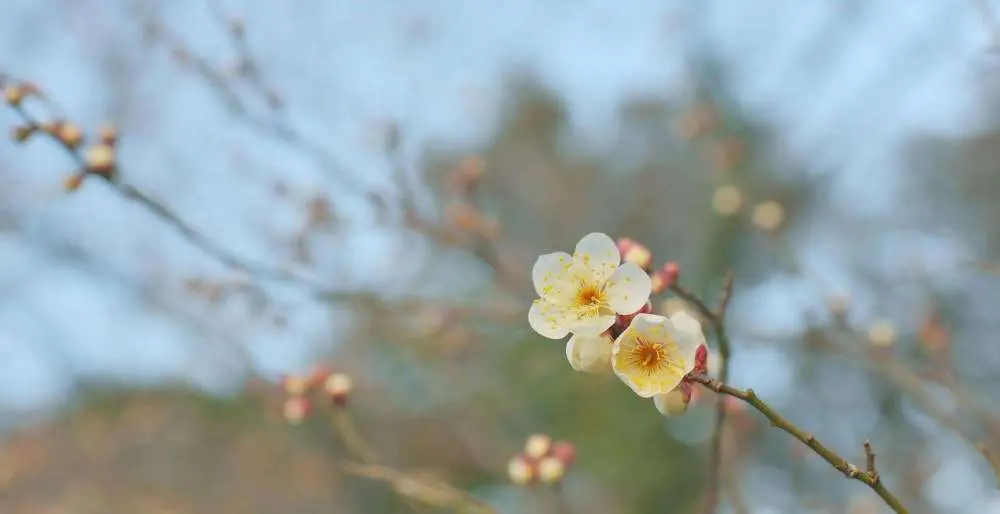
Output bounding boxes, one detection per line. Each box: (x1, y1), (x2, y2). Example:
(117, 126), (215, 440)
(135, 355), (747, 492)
(686, 374), (909, 514)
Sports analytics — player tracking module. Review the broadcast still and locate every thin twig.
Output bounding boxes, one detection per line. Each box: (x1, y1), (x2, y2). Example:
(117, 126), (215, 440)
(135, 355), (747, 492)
(669, 277), (733, 514)
(686, 374), (909, 514)
(329, 409), (378, 465)
(341, 462), (497, 513)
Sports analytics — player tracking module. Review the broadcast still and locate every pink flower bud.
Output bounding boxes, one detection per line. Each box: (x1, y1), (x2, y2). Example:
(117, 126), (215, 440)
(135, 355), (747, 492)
(693, 344), (709, 375)
(551, 441), (577, 466)
(615, 238), (653, 270)
(283, 396), (311, 424)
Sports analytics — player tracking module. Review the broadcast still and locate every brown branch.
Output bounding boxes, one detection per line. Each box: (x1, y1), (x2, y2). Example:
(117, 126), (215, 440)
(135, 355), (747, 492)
(341, 462), (496, 513)
(686, 374), (909, 514)
(669, 277), (733, 514)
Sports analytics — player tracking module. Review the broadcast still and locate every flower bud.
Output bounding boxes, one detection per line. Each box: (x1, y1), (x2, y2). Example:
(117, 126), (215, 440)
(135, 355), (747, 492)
(693, 344), (709, 375)
(323, 373), (353, 406)
(11, 124), (36, 143)
(537, 456), (565, 484)
(615, 238), (652, 270)
(507, 455), (534, 485)
(64, 173), (86, 192)
(98, 123), (118, 146)
(281, 375), (310, 396)
(283, 396), (311, 425)
(712, 185), (744, 216)
(3, 85), (23, 106)
(867, 320), (896, 348)
(551, 441), (577, 466)
(524, 433), (552, 460)
(615, 302), (652, 331)
(83, 144), (115, 177)
(752, 201), (785, 232)
(653, 382), (692, 416)
(56, 123), (84, 148)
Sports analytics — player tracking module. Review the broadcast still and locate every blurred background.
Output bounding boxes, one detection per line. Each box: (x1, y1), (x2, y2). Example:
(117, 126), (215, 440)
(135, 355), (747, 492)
(4, 0), (1000, 512)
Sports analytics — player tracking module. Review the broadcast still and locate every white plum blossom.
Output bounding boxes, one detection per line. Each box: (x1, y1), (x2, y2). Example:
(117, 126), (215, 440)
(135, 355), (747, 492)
(565, 332), (614, 373)
(529, 233), (652, 339)
(611, 312), (706, 398)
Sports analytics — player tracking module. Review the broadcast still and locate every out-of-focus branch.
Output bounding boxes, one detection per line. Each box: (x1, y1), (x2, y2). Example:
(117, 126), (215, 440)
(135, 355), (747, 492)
(686, 373), (909, 514)
(341, 462), (496, 514)
(977, 443), (1000, 487)
(669, 273), (733, 514)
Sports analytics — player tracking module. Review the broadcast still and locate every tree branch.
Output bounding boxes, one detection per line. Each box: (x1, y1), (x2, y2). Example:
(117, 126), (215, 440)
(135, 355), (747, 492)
(669, 275), (733, 514)
(686, 373), (909, 514)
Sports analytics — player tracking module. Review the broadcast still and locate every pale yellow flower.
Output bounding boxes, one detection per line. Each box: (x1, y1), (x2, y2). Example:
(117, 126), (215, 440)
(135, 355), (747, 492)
(653, 388), (690, 416)
(565, 332), (614, 373)
(529, 233), (652, 338)
(611, 312), (705, 398)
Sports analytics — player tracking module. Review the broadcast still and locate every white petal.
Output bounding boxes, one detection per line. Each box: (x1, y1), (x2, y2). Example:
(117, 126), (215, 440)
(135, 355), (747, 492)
(605, 263), (652, 314)
(668, 311), (705, 366)
(532, 252), (574, 299)
(528, 300), (570, 339)
(565, 333), (613, 373)
(653, 390), (689, 416)
(628, 313), (671, 338)
(566, 313), (616, 337)
(573, 232), (620, 282)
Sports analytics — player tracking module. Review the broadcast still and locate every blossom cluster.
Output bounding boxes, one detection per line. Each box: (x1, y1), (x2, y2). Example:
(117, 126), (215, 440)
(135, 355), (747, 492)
(529, 233), (709, 415)
(507, 433), (577, 486)
(279, 365), (354, 424)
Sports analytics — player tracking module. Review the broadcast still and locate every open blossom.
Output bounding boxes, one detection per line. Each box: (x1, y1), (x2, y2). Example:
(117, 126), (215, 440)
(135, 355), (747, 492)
(565, 332), (614, 373)
(529, 233), (652, 339)
(612, 312), (706, 398)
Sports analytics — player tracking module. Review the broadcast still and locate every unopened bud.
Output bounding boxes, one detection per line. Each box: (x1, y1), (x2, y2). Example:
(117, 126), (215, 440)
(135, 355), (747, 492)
(307, 364), (332, 386)
(615, 238), (652, 270)
(867, 320), (896, 348)
(537, 456), (565, 484)
(654, 383), (692, 416)
(3, 85), (24, 106)
(551, 441), (577, 466)
(98, 123), (118, 146)
(83, 144), (115, 177)
(56, 123), (84, 148)
(11, 124), (36, 143)
(281, 375), (310, 396)
(524, 433), (552, 460)
(693, 344), (709, 375)
(40, 121), (60, 136)
(63, 173), (86, 192)
(712, 186), (744, 216)
(615, 302), (652, 330)
(323, 373), (353, 406)
(507, 455), (534, 485)
(651, 261), (680, 294)
(283, 396), (311, 425)
(752, 201), (785, 232)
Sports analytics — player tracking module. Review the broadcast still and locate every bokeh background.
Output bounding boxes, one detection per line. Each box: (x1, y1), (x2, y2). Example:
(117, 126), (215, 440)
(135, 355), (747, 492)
(4, 1), (1000, 512)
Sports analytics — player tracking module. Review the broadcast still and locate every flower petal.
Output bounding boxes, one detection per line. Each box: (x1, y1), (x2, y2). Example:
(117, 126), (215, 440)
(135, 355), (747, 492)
(565, 333), (613, 373)
(532, 251), (574, 299)
(611, 315), (694, 398)
(668, 311), (705, 366)
(573, 232), (620, 282)
(605, 263), (652, 315)
(528, 300), (570, 339)
(653, 389), (689, 416)
(566, 312), (617, 337)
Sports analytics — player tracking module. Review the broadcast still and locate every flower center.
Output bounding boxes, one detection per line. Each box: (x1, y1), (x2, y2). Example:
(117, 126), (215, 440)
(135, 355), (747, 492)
(572, 282), (609, 319)
(629, 338), (669, 375)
